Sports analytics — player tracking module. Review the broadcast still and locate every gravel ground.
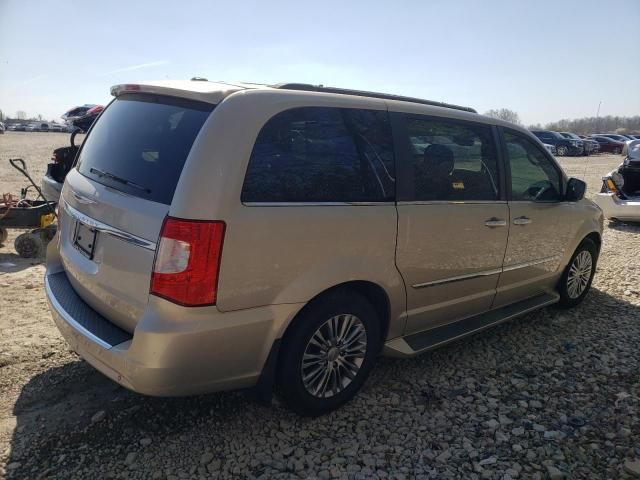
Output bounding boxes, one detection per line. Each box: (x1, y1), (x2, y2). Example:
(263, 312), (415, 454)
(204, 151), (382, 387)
(1, 132), (639, 480)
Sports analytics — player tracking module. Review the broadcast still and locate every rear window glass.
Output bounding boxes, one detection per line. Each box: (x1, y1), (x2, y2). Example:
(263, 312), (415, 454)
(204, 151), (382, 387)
(241, 107), (395, 203)
(77, 94), (213, 205)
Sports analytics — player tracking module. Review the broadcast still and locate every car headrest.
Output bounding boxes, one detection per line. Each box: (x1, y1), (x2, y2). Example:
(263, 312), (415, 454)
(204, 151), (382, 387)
(423, 144), (454, 174)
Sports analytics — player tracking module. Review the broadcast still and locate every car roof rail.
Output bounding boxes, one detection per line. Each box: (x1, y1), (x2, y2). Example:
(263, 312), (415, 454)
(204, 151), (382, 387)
(271, 83), (477, 113)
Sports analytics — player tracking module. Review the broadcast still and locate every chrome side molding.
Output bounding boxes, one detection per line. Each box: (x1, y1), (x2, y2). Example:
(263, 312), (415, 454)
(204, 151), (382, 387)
(412, 268), (503, 288)
(502, 255), (561, 272)
(412, 255), (561, 289)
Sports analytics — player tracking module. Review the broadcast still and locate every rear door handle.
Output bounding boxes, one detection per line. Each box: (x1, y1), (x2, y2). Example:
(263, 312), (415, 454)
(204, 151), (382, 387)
(513, 216), (532, 225)
(484, 218), (507, 228)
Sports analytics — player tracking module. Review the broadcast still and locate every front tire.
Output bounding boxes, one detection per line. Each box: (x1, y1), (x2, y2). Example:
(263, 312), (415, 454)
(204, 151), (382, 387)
(276, 291), (381, 416)
(557, 239), (598, 308)
(557, 145), (568, 156)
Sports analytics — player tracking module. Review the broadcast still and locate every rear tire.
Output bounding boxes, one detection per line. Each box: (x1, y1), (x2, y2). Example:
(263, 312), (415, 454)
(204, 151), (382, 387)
(557, 239), (598, 309)
(613, 147), (621, 154)
(276, 291), (381, 416)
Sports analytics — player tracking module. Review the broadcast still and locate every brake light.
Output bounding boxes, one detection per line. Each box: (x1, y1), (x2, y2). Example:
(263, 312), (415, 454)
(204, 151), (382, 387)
(150, 217), (226, 306)
(110, 84), (142, 96)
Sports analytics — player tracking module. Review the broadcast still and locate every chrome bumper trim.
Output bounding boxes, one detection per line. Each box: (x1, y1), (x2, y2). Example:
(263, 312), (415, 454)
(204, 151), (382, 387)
(63, 200), (157, 251)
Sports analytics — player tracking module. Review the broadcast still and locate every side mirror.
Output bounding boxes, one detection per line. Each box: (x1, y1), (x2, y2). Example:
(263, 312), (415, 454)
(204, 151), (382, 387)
(566, 177), (586, 202)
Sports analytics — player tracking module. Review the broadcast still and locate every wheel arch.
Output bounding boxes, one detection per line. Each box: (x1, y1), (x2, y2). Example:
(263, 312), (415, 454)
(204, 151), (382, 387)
(253, 280), (392, 405)
(583, 231), (602, 254)
(280, 280), (391, 347)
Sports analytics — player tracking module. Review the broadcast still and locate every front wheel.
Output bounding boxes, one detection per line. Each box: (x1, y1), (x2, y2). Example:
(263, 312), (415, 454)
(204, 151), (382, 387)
(276, 291), (381, 416)
(557, 239), (598, 308)
(557, 145), (568, 156)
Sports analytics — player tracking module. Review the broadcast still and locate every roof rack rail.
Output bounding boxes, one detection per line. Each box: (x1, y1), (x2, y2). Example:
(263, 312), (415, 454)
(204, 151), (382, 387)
(272, 83), (477, 113)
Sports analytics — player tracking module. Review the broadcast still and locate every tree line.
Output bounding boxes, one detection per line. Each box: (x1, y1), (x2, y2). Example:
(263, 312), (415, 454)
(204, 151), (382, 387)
(484, 108), (640, 135)
(539, 115), (640, 135)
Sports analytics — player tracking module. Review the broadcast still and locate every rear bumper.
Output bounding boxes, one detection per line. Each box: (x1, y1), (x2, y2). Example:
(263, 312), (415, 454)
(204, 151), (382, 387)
(593, 193), (640, 221)
(45, 250), (303, 396)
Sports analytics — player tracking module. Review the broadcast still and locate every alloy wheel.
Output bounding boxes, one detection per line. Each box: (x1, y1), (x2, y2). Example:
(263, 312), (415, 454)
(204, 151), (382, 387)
(557, 146), (568, 156)
(301, 314), (367, 398)
(567, 250), (593, 299)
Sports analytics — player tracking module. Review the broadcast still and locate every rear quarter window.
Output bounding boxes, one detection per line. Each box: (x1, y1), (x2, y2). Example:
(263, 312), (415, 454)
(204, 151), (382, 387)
(76, 94), (214, 205)
(241, 107), (395, 203)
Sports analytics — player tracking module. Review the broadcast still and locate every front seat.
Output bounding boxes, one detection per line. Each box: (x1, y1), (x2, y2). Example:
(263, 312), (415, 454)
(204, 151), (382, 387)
(418, 144), (455, 200)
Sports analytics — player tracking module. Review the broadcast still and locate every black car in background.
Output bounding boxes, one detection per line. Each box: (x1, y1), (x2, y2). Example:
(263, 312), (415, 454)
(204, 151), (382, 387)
(531, 130), (584, 156)
(560, 132), (598, 155)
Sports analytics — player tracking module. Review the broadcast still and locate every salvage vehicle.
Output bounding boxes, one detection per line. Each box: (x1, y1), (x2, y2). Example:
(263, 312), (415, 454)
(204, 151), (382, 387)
(46, 80), (603, 415)
(560, 132), (597, 155)
(590, 135), (625, 154)
(594, 140), (640, 222)
(531, 130), (583, 156)
(595, 133), (634, 143)
(41, 106), (103, 202)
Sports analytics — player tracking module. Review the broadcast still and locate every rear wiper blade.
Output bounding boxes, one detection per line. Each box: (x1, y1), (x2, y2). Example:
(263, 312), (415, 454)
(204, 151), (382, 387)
(90, 167), (151, 193)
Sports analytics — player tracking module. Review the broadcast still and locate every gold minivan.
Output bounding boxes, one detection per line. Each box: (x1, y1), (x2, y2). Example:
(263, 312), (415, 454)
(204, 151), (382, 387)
(46, 80), (603, 415)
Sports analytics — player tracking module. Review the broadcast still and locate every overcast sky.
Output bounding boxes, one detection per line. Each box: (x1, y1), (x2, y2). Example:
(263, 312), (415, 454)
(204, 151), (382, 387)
(0, 0), (638, 125)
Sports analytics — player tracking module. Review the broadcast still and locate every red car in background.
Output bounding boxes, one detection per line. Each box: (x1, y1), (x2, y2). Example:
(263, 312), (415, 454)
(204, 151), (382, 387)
(589, 135), (625, 154)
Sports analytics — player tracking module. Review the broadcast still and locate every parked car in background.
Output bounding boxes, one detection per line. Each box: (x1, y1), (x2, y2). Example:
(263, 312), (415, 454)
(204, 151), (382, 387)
(543, 143), (557, 154)
(0, 122), (5, 134)
(560, 132), (596, 155)
(25, 122), (50, 132)
(49, 124), (63, 132)
(46, 80), (603, 415)
(61, 104), (98, 122)
(41, 105), (104, 202)
(9, 123), (26, 131)
(590, 135), (625, 154)
(594, 140), (640, 221)
(578, 135), (601, 154)
(531, 130), (583, 156)
(595, 133), (633, 144)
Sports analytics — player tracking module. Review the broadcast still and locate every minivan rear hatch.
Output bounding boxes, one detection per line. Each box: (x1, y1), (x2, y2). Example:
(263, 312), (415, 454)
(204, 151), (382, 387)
(59, 93), (214, 332)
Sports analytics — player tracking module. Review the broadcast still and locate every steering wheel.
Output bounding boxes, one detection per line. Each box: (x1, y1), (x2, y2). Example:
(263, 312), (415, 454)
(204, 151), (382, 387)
(525, 180), (553, 201)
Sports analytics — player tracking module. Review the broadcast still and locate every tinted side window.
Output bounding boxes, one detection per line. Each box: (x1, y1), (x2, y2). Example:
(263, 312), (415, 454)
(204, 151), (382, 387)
(242, 107), (395, 202)
(404, 116), (500, 201)
(504, 131), (561, 202)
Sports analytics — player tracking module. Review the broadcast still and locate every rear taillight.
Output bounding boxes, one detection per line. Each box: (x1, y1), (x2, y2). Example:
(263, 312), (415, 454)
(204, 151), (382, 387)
(150, 217), (226, 307)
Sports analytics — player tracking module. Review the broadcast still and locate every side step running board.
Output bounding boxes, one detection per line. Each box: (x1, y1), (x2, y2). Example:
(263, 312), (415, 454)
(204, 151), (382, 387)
(384, 292), (559, 357)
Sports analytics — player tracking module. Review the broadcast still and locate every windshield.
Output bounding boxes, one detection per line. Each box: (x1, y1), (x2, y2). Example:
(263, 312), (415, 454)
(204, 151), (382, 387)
(77, 94), (214, 205)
